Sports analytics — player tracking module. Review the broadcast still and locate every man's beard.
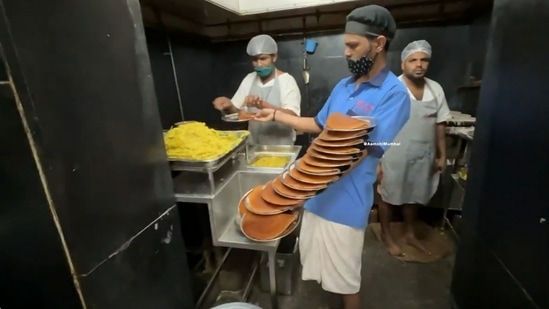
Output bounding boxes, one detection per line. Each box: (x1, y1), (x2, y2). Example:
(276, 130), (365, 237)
(404, 72), (425, 84)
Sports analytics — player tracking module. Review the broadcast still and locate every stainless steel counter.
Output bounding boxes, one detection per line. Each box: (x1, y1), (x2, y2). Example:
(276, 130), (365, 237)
(446, 126), (474, 141)
(173, 156), (243, 201)
(173, 154), (284, 249)
(173, 151), (301, 309)
(439, 129), (472, 238)
(173, 147), (301, 200)
(448, 173), (466, 211)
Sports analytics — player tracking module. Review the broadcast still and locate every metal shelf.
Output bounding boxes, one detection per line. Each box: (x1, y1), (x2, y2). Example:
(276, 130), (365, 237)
(172, 156), (295, 309)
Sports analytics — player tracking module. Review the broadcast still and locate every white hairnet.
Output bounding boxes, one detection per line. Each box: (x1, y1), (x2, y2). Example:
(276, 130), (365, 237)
(401, 40), (432, 62)
(246, 34), (278, 56)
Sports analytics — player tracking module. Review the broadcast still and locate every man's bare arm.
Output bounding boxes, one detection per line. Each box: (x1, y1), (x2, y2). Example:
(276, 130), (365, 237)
(262, 101), (297, 116)
(274, 112), (321, 134)
(435, 123), (446, 159)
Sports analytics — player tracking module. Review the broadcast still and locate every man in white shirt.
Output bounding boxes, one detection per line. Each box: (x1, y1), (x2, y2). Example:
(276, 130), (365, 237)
(212, 34), (301, 145)
(377, 40), (450, 256)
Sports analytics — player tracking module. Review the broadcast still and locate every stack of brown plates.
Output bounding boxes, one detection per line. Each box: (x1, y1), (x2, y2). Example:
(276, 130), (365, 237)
(325, 112), (372, 132)
(302, 112), (371, 174)
(238, 183), (303, 242)
(238, 112), (372, 242)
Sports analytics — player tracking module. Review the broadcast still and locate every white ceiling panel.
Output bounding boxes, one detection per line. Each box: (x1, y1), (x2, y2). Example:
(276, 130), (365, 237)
(205, 0), (362, 15)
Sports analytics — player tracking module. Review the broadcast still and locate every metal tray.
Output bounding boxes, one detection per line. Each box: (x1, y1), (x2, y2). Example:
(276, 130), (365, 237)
(351, 116), (377, 133)
(245, 145), (302, 172)
(222, 116), (250, 123)
(167, 130), (249, 171)
(222, 113), (251, 123)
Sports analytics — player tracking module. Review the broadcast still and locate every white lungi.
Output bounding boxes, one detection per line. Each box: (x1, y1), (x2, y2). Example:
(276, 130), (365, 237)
(299, 211), (365, 294)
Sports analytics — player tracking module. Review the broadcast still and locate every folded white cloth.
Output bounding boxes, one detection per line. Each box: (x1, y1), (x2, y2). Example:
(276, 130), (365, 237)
(300, 211), (365, 294)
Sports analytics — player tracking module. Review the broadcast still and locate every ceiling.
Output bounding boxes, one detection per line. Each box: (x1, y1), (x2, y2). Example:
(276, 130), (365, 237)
(139, 0), (493, 41)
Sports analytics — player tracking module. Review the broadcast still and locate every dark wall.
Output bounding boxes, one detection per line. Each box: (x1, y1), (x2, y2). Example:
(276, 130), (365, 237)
(467, 14), (491, 80)
(0, 0), (194, 308)
(146, 18), (490, 130)
(146, 28), (214, 129)
(211, 25), (479, 116)
(146, 29), (184, 129)
(0, 51), (82, 308)
(451, 0), (549, 308)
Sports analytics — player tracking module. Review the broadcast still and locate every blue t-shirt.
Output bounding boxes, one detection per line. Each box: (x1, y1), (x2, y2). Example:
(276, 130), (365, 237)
(304, 67), (410, 229)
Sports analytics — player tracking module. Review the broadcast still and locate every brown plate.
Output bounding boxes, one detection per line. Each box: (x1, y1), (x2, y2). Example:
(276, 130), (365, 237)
(302, 153), (353, 168)
(245, 185), (292, 215)
(318, 129), (368, 141)
(337, 150), (369, 176)
(295, 159), (340, 176)
(240, 210), (299, 242)
(313, 137), (364, 148)
(310, 142), (362, 155)
(280, 171), (328, 191)
(325, 112), (370, 132)
(272, 176), (317, 199)
(241, 210), (302, 243)
(257, 214), (301, 242)
(307, 146), (354, 161)
(238, 188), (253, 217)
(239, 111), (256, 120)
(288, 165), (339, 184)
(348, 149), (369, 167)
(260, 181), (304, 207)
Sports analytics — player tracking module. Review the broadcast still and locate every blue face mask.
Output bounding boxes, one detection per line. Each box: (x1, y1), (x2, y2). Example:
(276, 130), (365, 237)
(254, 64), (274, 78)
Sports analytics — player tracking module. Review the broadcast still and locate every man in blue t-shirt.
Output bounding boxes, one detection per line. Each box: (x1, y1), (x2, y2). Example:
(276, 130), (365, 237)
(254, 5), (410, 309)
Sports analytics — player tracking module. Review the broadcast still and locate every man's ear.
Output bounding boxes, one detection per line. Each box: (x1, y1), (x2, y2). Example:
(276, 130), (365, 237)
(377, 36), (387, 52)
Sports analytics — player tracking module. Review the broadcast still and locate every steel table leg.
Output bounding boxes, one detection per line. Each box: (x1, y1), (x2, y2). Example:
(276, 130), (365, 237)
(439, 171), (449, 231)
(268, 250), (278, 309)
(208, 171), (215, 195)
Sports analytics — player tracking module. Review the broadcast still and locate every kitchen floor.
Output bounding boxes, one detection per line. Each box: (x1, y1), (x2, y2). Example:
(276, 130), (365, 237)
(248, 226), (455, 309)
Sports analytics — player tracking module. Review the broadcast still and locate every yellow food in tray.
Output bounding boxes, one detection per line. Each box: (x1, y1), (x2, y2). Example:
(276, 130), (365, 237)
(164, 122), (249, 160)
(458, 167), (468, 180)
(250, 155), (291, 168)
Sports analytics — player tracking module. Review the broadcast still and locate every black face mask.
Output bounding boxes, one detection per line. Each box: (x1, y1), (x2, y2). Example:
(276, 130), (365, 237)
(347, 56), (375, 78)
(347, 44), (378, 78)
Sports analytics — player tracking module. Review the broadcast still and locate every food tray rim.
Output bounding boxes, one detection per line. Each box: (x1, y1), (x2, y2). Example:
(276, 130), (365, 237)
(245, 152), (299, 171)
(166, 130), (249, 163)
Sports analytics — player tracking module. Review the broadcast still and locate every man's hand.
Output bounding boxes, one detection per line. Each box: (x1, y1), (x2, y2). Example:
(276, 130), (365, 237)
(254, 108), (275, 122)
(213, 96), (233, 111)
(244, 95), (263, 109)
(434, 157), (446, 173)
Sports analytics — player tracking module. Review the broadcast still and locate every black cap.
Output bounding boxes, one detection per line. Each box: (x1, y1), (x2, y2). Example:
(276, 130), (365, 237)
(345, 5), (397, 40)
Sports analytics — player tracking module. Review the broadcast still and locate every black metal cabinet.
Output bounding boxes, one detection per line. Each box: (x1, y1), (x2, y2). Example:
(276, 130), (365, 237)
(0, 79), (82, 309)
(451, 0), (549, 308)
(0, 0), (195, 307)
(0, 0), (175, 274)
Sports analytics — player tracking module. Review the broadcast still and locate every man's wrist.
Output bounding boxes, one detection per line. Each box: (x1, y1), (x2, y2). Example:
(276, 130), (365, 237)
(262, 101), (275, 110)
